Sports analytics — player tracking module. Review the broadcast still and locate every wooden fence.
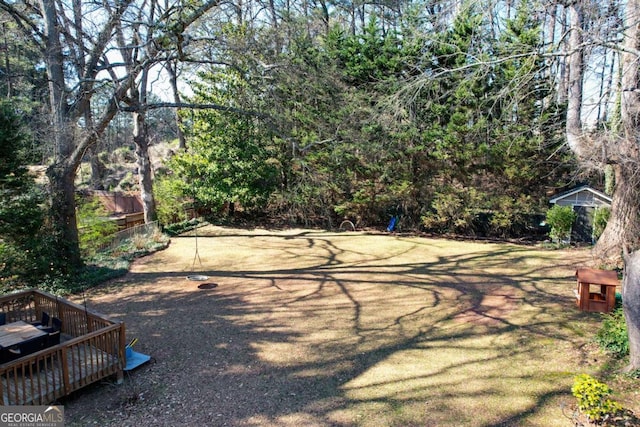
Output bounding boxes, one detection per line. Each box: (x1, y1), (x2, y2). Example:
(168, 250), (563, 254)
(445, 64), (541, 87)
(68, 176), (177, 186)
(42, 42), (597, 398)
(0, 289), (125, 405)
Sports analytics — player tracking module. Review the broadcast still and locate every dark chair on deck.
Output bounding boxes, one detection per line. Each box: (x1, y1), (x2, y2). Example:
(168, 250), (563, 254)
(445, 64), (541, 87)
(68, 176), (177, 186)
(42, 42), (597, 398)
(52, 317), (61, 332)
(41, 312), (50, 327)
(46, 331), (61, 347)
(5, 334), (49, 375)
(31, 311), (50, 328)
(2, 334), (47, 369)
(41, 317), (62, 334)
(9, 334), (47, 358)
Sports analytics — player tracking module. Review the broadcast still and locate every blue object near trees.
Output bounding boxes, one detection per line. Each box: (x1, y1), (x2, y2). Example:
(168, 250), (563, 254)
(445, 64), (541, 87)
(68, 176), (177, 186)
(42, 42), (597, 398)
(387, 216), (398, 232)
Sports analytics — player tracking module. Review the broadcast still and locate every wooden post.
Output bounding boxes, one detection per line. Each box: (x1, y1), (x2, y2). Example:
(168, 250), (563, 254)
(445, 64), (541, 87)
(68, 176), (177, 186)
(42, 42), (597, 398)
(116, 322), (126, 384)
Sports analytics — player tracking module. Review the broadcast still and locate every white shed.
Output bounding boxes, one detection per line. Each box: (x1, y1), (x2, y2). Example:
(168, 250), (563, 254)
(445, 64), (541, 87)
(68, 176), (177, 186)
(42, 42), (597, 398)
(549, 185), (612, 242)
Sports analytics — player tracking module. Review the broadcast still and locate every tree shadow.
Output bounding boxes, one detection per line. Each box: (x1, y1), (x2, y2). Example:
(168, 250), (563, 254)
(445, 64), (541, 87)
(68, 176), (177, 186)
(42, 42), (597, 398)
(62, 228), (602, 426)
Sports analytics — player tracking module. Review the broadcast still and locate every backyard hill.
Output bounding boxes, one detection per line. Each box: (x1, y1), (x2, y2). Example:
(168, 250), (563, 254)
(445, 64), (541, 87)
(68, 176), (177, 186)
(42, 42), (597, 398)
(75, 141), (178, 193)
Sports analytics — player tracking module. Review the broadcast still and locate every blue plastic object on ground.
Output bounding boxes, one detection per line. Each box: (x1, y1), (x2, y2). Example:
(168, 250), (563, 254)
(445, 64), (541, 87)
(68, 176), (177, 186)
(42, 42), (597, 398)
(124, 346), (151, 371)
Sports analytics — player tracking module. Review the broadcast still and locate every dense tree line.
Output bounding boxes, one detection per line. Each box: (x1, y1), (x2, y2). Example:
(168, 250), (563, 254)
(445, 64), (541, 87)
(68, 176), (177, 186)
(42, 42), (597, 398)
(156, 2), (575, 236)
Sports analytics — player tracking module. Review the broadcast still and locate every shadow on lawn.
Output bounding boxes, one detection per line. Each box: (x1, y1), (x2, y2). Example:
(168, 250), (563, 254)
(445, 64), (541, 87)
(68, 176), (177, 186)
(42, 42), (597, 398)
(63, 229), (596, 426)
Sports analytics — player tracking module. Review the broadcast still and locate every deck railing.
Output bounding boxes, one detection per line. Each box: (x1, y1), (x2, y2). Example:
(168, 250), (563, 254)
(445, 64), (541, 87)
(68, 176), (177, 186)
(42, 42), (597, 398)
(0, 289), (125, 405)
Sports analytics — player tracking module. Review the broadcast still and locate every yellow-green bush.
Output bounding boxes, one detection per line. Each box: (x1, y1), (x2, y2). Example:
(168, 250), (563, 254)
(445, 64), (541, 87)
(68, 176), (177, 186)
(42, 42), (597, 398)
(572, 374), (623, 423)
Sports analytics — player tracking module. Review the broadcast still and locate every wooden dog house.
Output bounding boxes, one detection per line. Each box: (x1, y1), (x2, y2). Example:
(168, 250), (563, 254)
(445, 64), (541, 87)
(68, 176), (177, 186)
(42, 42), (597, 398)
(575, 268), (619, 313)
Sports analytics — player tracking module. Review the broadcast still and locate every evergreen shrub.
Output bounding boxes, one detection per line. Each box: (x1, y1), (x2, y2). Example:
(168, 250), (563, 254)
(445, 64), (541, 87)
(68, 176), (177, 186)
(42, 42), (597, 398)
(421, 187), (483, 234)
(545, 204), (576, 243)
(595, 308), (629, 358)
(0, 101), (56, 288)
(77, 196), (118, 257)
(153, 172), (190, 226)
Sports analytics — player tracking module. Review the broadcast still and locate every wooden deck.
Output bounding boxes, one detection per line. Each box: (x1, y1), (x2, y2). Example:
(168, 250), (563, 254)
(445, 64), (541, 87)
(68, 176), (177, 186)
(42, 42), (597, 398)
(0, 289), (125, 405)
(1, 342), (118, 405)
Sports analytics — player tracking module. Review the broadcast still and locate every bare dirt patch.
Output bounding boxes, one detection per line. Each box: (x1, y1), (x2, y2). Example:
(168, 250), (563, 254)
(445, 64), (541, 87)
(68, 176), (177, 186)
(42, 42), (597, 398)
(60, 226), (632, 426)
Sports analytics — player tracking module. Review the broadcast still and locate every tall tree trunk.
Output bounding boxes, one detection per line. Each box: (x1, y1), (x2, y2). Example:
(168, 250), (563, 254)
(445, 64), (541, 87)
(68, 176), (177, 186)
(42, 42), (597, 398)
(565, 1), (585, 157)
(165, 61), (186, 150)
(319, 0), (329, 34)
(557, 6), (569, 105)
(593, 163), (640, 262)
(89, 146), (106, 190)
(133, 109), (157, 224)
(40, 0), (83, 268)
(131, 67), (156, 224)
(623, 250), (640, 371)
(46, 163), (81, 270)
(2, 23), (12, 97)
(593, 165), (640, 371)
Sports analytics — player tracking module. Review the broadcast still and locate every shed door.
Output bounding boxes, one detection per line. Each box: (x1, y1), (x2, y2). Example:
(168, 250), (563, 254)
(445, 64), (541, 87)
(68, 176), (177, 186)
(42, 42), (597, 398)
(571, 206), (593, 243)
